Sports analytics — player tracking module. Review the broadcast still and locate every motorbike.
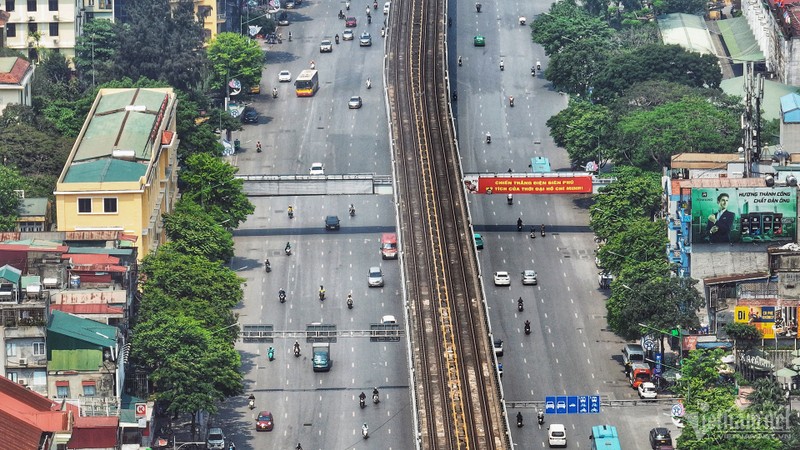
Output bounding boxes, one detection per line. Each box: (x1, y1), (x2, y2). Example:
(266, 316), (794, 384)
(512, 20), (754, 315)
(368, 15), (372, 23)
(366, 78), (372, 89)
(373, 389), (380, 404)
(485, 133), (491, 144)
(452, 91), (458, 102)
(531, 67), (536, 77)
(347, 294), (354, 309)
(256, 141), (262, 153)
(500, 60), (504, 71)
(476, 2), (481, 12)
(319, 286), (326, 301)
(362, 424), (369, 439)
(272, 88), (278, 99)
(339, 10), (345, 19)
(349, 206), (356, 217)
(537, 411), (545, 425)
(517, 297), (524, 312)
(248, 394), (256, 410)
(517, 218), (523, 232)
(541, 224), (546, 237)
(279, 289), (286, 303)
(346, 1), (350, 9)
(265, 260), (271, 273)
(293, 343), (301, 357)
(536, 61), (542, 71)
(507, 194), (513, 205)
(267, 347), (275, 361)
(530, 226), (536, 239)
(517, 412), (524, 428)
(359, 393), (367, 409)
(335, 34), (340, 44)
(381, 27), (385, 37)
(288, 207), (294, 219)
(458, 56), (462, 67)
(524, 321), (531, 335)
(285, 246), (292, 256)
(288, 32), (292, 41)
(509, 96), (514, 107)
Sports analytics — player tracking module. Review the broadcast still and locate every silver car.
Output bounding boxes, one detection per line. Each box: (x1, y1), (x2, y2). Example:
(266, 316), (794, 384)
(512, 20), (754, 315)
(368, 266), (384, 287)
(206, 428), (225, 449)
(522, 270), (538, 285)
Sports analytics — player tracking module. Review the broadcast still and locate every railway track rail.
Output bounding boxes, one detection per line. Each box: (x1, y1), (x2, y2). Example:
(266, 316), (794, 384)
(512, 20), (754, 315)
(385, 0), (508, 448)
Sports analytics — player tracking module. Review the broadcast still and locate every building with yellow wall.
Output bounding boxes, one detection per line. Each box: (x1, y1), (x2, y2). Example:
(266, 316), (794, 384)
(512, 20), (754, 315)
(54, 88), (179, 260)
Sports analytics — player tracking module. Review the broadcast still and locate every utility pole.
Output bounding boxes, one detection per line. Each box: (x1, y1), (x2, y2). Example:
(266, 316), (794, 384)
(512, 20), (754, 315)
(741, 62), (764, 178)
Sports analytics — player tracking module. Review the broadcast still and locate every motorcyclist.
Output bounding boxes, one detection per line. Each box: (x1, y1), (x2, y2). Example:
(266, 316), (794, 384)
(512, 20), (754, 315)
(362, 423), (369, 439)
(372, 388), (380, 403)
(279, 288), (286, 299)
(248, 393), (255, 409)
(319, 285), (326, 300)
(347, 293), (354, 308)
(285, 242), (292, 255)
(288, 31), (292, 41)
(288, 206), (294, 218)
(359, 391), (367, 408)
(536, 60), (542, 71)
(340, 9), (345, 18)
(272, 87), (278, 98)
(373, 0), (378, 9)
(531, 66), (536, 76)
(366, 78), (372, 89)
(507, 193), (513, 204)
(524, 320), (531, 334)
(267, 346), (275, 361)
(516, 411), (523, 427)
(517, 217), (523, 231)
(335, 34), (340, 44)
(381, 26), (385, 37)
(518, 296), (524, 311)
(509, 96), (514, 107)
(293, 341), (300, 355)
(349, 204), (356, 216)
(346, 0), (350, 9)
(229, 442), (236, 450)
(265, 259), (271, 272)
(537, 410), (545, 424)
(530, 226), (536, 239)
(458, 56), (462, 66)
(499, 59), (504, 70)
(485, 132), (491, 144)
(256, 141), (262, 152)
(541, 224), (546, 236)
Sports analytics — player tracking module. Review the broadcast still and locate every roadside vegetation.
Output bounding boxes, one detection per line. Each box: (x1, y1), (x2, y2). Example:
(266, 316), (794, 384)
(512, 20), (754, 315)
(0, 0), (258, 427)
(536, 1), (798, 447)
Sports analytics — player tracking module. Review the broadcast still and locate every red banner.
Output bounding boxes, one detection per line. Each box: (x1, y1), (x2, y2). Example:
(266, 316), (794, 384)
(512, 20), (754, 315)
(475, 176), (593, 194)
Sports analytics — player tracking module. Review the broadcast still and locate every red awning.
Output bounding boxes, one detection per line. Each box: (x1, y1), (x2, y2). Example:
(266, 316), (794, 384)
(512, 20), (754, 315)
(81, 380), (96, 386)
(55, 381), (69, 387)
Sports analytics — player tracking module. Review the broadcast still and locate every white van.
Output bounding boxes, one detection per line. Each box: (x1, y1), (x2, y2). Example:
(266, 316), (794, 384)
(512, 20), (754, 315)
(622, 343), (646, 365)
(383, 1), (390, 14)
(548, 423), (567, 447)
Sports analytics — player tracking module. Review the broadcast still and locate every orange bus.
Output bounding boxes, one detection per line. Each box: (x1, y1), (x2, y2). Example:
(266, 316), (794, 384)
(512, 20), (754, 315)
(294, 69), (319, 97)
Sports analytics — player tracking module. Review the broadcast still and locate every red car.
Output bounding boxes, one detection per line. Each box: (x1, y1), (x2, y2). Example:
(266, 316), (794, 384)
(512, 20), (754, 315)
(345, 16), (357, 27)
(256, 411), (274, 431)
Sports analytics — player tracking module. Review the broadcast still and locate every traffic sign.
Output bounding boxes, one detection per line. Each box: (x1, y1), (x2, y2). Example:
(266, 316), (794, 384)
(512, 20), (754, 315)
(567, 396), (578, 414)
(544, 396), (557, 414)
(672, 403), (685, 417)
(135, 403), (147, 417)
(578, 396), (589, 413)
(544, 395), (601, 414)
(589, 395), (601, 413)
(654, 353), (663, 376)
(643, 338), (655, 351)
(556, 396), (568, 414)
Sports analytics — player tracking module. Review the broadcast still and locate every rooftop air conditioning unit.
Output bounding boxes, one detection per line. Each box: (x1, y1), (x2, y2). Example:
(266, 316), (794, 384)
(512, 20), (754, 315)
(53, 38), (59, 45)
(53, 14), (59, 20)
(18, 378), (28, 386)
(18, 358), (28, 366)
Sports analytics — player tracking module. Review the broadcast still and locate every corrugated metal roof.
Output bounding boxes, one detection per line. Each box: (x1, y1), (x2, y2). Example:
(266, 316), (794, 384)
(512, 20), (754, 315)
(62, 158), (147, 183)
(0, 264), (22, 283)
(671, 152), (742, 169)
(52, 304), (125, 315)
(20, 275), (40, 289)
(704, 271), (770, 284)
(781, 93), (800, 123)
(48, 310), (117, 348)
(64, 247), (133, 256)
(678, 178), (766, 188)
(657, 13), (716, 55)
(720, 77), (795, 122)
(17, 197), (49, 217)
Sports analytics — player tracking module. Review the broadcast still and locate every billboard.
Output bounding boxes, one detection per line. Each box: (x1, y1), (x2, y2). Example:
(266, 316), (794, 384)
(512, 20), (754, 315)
(463, 175), (593, 195)
(691, 187), (796, 244)
(735, 305), (776, 339)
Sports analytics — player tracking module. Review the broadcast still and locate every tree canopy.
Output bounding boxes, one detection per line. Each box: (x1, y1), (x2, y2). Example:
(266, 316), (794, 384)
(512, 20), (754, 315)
(179, 153), (255, 228)
(546, 99), (613, 167)
(531, 1), (615, 56)
(207, 32), (265, 92)
(163, 199), (234, 263)
(590, 166), (662, 241)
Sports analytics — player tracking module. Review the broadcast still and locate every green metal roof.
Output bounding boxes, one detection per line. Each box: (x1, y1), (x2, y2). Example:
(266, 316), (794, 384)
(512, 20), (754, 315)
(720, 76), (796, 122)
(63, 88), (173, 184)
(63, 159), (148, 183)
(17, 197), (48, 217)
(48, 310), (117, 348)
(658, 13), (715, 55)
(0, 264), (22, 284)
(64, 247), (134, 256)
(717, 17), (764, 62)
(20, 275), (40, 289)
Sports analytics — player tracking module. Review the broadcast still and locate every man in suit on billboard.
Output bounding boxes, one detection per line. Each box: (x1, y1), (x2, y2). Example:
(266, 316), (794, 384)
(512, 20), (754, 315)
(706, 193), (735, 243)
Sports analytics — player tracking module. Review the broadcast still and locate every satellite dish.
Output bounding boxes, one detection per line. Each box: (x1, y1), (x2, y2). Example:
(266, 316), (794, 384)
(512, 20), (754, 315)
(765, 175), (774, 187)
(788, 175), (797, 187)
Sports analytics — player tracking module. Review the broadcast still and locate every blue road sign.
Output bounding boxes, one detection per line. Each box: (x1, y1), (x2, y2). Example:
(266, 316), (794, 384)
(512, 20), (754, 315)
(556, 396), (568, 414)
(578, 396), (589, 413)
(589, 395), (601, 413)
(567, 396), (578, 414)
(655, 353), (663, 376)
(545, 396), (556, 415)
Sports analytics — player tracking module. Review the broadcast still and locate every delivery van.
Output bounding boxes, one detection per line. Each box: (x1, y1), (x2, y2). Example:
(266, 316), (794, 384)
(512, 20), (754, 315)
(380, 233), (398, 259)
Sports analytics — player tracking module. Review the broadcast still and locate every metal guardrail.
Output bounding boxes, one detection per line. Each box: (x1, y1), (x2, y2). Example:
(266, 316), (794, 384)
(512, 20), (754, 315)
(235, 173), (377, 182)
(505, 397), (678, 409)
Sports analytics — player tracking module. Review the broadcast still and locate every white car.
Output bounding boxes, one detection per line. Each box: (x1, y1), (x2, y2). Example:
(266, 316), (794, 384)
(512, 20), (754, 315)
(309, 162), (324, 175)
(383, 1), (390, 14)
(638, 381), (657, 399)
(278, 70), (292, 82)
(521, 270), (538, 285)
(547, 423), (567, 447)
(381, 315), (396, 324)
(342, 29), (354, 40)
(493, 271), (511, 286)
(368, 266), (384, 287)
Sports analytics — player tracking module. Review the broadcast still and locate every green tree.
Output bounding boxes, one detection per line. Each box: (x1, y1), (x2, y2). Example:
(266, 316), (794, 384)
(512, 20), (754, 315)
(207, 32), (264, 92)
(596, 219), (667, 275)
(723, 322), (761, 353)
(74, 19), (119, 88)
(114, 0), (207, 91)
(748, 378), (787, 416)
(546, 99), (613, 167)
(589, 166), (662, 241)
(138, 246), (243, 341)
(609, 80), (708, 117)
(545, 38), (610, 96)
(131, 313), (243, 434)
(591, 44), (722, 103)
(180, 153), (254, 228)
(531, 0), (615, 56)
(0, 166), (26, 231)
(654, 0), (706, 14)
(163, 199), (234, 263)
(615, 95), (739, 170)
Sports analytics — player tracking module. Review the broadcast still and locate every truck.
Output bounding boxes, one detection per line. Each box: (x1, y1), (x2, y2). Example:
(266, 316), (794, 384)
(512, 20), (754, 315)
(629, 362), (653, 389)
(312, 343), (332, 372)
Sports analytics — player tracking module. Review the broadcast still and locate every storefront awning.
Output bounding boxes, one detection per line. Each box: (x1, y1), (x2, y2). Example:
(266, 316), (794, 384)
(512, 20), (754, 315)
(718, 16), (765, 62)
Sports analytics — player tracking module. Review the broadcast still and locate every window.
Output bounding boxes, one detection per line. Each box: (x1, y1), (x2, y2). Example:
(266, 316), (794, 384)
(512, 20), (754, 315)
(48, 0), (56, 10)
(56, 384), (70, 398)
(82, 383), (96, 396)
(49, 22), (58, 36)
(6, 372), (18, 383)
(33, 341), (45, 356)
(7, 24), (16, 37)
(28, 23), (37, 33)
(27, 0), (35, 10)
(78, 198), (92, 213)
(103, 198), (117, 213)
(5, 342), (17, 357)
(5, 0), (14, 11)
